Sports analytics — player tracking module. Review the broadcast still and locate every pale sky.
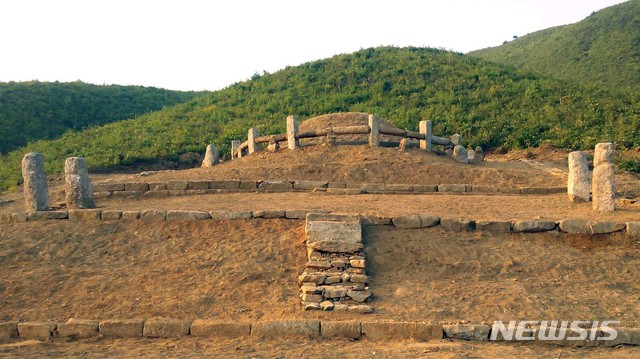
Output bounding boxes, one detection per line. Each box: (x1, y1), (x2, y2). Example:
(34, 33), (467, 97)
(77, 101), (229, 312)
(0, 0), (627, 91)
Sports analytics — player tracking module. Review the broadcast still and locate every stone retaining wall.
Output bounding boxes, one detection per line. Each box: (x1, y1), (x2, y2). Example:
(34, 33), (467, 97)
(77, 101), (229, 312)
(1, 318), (638, 347)
(89, 179), (566, 199)
(2, 209), (637, 239)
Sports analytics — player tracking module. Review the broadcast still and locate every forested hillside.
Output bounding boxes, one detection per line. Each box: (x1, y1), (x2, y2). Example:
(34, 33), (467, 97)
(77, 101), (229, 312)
(0, 47), (638, 190)
(469, 0), (640, 92)
(0, 81), (198, 154)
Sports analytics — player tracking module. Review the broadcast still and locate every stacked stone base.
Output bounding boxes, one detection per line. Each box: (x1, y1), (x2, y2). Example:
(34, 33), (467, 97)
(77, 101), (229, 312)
(301, 213), (372, 313)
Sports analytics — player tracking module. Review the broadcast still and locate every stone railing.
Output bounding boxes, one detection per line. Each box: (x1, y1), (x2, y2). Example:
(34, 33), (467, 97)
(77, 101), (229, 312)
(231, 114), (483, 164)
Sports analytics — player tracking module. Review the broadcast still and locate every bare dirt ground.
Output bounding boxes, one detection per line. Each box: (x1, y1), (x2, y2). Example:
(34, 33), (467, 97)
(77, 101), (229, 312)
(1, 337), (638, 358)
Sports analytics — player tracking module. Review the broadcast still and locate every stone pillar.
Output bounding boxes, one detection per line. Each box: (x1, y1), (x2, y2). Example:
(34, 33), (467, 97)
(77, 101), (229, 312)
(65, 157), (95, 209)
(567, 151), (590, 203)
(467, 147), (476, 164)
(21, 153), (49, 212)
(419, 120), (433, 151)
(368, 114), (380, 147)
(451, 134), (462, 146)
(201, 144), (220, 167)
(230, 140), (240, 160)
(286, 115), (299, 150)
(592, 143), (615, 212)
(474, 146), (484, 163)
(452, 145), (468, 164)
(248, 128), (259, 154)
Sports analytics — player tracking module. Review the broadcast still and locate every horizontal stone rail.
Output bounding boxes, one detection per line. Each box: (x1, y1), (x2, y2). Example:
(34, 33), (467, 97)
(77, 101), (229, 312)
(87, 179), (567, 200)
(1, 209), (638, 239)
(1, 318), (638, 347)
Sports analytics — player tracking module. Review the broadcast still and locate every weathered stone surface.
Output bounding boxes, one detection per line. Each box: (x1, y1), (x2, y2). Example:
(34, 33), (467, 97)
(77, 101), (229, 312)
(231, 140), (241, 160)
(186, 180), (209, 190)
(451, 134), (461, 146)
(559, 219), (590, 234)
(167, 180), (188, 190)
(64, 157), (95, 209)
(0, 322), (19, 342)
(398, 138), (408, 151)
(18, 322), (58, 340)
(323, 287), (348, 299)
(209, 210), (253, 220)
(285, 210), (309, 219)
(57, 318), (99, 339)
(125, 182), (149, 192)
(512, 220), (556, 233)
(143, 318), (190, 338)
(239, 180), (258, 190)
(143, 190), (169, 198)
(306, 218), (362, 244)
(567, 151), (590, 202)
(384, 184), (413, 192)
(93, 183), (125, 192)
(148, 182), (168, 191)
(452, 145), (468, 163)
(326, 188), (363, 195)
(201, 144), (220, 167)
(99, 319), (144, 337)
(474, 146), (484, 163)
(301, 284), (324, 295)
(445, 148), (453, 156)
(440, 218), (475, 232)
(476, 221), (512, 234)
(589, 221), (626, 234)
(627, 222), (640, 239)
(437, 184), (467, 193)
(298, 273), (327, 285)
(467, 147), (476, 164)
(308, 240), (364, 253)
(286, 115), (299, 150)
(207, 180), (238, 190)
(251, 320), (320, 339)
(322, 321), (362, 339)
(140, 209), (166, 221)
(166, 210), (211, 220)
(350, 274), (368, 283)
(413, 185), (438, 193)
(349, 305), (374, 314)
(592, 162), (615, 212)
(121, 211), (141, 220)
(304, 303), (321, 310)
(320, 301), (334, 311)
(443, 324), (490, 341)
(362, 322), (443, 341)
(253, 210), (286, 218)
(325, 275), (341, 284)
(258, 181), (293, 192)
(350, 259), (365, 268)
(27, 211), (68, 221)
(111, 190), (143, 199)
(68, 209), (102, 221)
(306, 261), (332, 269)
(190, 320), (250, 338)
(391, 215), (421, 228)
(594, 142), (614, 167)
(601, 327), (640, 346)
(348, 289), (372, 302)
(293, 181), (328, 191)
(369, 114), (380, 147)
(420, 120), (433, 151)
(360, 214), (392, 225)
(520, 187), (549, 195)
(22, 153), (50, 212)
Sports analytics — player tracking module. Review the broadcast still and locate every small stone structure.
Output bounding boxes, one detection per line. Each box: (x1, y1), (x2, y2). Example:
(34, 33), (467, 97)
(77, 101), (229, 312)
(419, 120), (433, 152)
(286, 115), (299, 150)
(592, 142), (615, 212)
(231, 140), (241, 160)
(368, 114), (380, 147)
(567, 151), (590, 203)
(248, 128), (259, 154)
(452, 145), (468, 164)
(21, 152), (49, 212)
(201, 144), (220, 167)
(64, 157), (95, 209)
(474, 146), (484, 163)
(300, 213), (372, 312)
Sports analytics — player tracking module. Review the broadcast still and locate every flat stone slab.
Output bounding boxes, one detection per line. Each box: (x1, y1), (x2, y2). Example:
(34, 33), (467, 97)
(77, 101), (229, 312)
(253, 210), (286, 219)
(140, 209), (166, 221)
(17, 321), (58, 341)
(209, 180), (240, 189)
(437, 184), (467, 193)
(589, 221), (626, 234)
(101, 210), (123, 220)
(57, 318), (99, 339)
(293, 181), (328, 190)
(209, 210), (253, 220)
(258, 181), (293, 191)
(68, 209), (102, 221)
(251, 320), (320, 339)
(601, 327), (640, 346)
(143, 318), (190, 338)
(362, 321), (443, 341)
(321, 321), (362, 339)
(190, 320), (251, 338)
(99, 319), (144, 337)
(125, 182), (150, 191)
(443, 324), (491, 341)
(0, 322), (19, 342)
(305, 214), (362, 246)
(392, 215), (439, 229)
(512, 220), (557, 233)
(440, 218), (475, 232)
(166, 210), (211, 220)
(476, 221), (512, 234)
(27, 211), (68, 221)
(559, 219), (590, 234)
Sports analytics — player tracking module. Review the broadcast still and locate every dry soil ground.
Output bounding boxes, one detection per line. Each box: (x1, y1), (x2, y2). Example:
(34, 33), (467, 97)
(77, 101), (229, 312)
(1, 143), (639, 357)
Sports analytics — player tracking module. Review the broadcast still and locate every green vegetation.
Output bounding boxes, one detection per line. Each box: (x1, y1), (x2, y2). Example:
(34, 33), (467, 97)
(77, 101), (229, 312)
(618, 158), (640, 173)
(469, 0), (640, 93)
(0, 46), (638, 190)
(0, 81), (198, 154)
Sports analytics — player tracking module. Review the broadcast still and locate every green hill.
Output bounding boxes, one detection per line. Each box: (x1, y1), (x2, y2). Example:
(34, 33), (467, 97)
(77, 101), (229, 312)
(1, 46), (638, 190)
(0, 81), (199, 154)
(469, 0), (640, 92)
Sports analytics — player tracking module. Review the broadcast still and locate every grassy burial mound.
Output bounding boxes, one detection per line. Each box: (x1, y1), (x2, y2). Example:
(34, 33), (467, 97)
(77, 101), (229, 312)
(1, 46), (638, 190)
